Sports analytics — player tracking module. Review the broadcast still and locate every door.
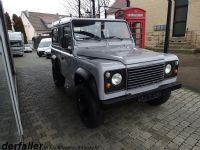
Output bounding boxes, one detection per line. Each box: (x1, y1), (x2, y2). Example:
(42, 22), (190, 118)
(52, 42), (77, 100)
(128, 20), (145, 48)
(60, 23), (75, 83)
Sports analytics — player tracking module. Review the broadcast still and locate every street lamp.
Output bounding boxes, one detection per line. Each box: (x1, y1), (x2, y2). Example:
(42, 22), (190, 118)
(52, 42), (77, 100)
(164, 0), (172, 53)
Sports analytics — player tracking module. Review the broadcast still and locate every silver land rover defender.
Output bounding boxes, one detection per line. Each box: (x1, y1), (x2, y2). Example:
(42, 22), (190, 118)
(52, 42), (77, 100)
(51, 18), (181, 128)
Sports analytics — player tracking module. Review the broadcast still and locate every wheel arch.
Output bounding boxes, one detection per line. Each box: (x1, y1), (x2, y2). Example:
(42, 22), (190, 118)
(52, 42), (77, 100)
(75, 68), (99, 99)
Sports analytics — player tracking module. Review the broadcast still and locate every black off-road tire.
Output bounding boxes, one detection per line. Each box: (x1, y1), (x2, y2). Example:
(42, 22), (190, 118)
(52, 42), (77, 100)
(147, 92), (171, 106)
(52, 62), (65, 87)
(76, 84), (104, 128)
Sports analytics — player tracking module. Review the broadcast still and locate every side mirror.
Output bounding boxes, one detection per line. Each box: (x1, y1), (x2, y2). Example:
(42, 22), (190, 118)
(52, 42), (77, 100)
(61, 36), (68, 49)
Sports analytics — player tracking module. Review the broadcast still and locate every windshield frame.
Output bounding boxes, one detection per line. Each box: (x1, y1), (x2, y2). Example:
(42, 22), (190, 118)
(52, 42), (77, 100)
(72, 20), (133, 42)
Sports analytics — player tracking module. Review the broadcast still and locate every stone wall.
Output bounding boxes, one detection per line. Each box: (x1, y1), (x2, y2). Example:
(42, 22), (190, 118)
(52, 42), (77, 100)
(130, 0), (200, 50)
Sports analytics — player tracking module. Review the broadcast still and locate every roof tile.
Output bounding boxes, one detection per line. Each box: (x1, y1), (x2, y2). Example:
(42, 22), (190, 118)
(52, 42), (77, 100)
(22, 11), (67, 31)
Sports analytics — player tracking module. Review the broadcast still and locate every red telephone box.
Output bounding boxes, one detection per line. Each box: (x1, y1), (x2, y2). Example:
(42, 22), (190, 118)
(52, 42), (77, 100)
(115, 8), (146, 48)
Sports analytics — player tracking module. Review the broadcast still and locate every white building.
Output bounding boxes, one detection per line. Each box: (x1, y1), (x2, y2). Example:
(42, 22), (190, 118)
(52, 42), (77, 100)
(21, 11), (66, 42)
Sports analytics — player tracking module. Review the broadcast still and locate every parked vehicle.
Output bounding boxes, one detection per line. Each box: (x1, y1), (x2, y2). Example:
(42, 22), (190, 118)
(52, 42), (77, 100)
(32, 35), (51, 50)
(8, 32), (24, 56)
(37, 38), (51, 57)
(51, 18), (181, 128)
(24, 44), (32, 53)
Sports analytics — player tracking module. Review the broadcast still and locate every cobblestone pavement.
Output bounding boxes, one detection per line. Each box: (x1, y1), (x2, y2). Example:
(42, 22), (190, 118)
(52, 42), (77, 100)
(14, 52), (200, 150)
(177, 53), (200, 93)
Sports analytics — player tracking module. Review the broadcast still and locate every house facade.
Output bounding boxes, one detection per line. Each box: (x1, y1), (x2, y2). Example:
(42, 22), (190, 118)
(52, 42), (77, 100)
(21, 11), (66, 43)
(108, 0), (200, 51)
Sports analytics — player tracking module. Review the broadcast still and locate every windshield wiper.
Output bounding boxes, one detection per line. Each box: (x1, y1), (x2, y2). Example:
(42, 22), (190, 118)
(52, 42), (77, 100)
(80, 37), (101, 41)
(105, 36), (123, 41)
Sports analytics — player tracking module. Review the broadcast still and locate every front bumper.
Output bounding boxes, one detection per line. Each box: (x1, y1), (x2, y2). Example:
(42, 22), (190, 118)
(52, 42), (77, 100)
(37, 51), (45, 55)
(101, 82), (181, 105)
(24, 49), (32, 52)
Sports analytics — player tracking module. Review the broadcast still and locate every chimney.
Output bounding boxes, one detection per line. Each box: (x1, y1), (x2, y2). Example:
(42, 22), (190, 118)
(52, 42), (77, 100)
(25, 10), (29, 17)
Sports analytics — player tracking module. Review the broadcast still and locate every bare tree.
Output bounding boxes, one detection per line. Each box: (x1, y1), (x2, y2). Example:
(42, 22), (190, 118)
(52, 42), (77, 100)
(62, 0), (91, 17)
(99, 0), (110, 8)
(99, 0), (110, 18)
(62, 0), (110, 18)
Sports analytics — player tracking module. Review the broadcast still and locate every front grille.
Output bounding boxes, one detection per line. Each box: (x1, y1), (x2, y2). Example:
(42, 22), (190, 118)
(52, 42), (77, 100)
(127, 63), (165, 89)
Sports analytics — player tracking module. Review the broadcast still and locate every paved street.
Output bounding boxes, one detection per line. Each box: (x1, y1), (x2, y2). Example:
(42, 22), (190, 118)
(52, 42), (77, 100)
(14, 52), (200, 150)
(177, 53), (200, 93)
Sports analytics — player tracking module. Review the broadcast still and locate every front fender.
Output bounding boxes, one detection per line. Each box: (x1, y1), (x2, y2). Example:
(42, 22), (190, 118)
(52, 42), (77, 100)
(75, 68), (99, 99)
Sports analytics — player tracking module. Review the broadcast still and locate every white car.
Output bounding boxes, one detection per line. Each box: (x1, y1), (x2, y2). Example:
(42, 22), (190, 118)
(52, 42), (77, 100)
(37, 38), (51, 57)
(24, 44), (32, 53)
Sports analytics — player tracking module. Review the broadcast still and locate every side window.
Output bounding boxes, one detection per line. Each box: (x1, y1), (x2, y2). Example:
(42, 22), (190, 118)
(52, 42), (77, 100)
(63, 24), (72, 49)
(52, 28), (58, 43)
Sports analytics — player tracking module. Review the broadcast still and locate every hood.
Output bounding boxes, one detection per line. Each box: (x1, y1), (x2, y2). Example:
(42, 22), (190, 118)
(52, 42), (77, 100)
(76, 46), (165, 65)
(38, 46), (50, 51)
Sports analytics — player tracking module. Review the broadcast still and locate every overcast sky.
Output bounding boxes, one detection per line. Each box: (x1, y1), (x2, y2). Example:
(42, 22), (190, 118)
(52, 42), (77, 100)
(2, 0), (67, 16)
(1, 0), (115, 16)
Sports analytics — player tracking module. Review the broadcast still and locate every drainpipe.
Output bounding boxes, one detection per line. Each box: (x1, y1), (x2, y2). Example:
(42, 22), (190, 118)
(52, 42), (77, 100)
(164, 0), (172, 53)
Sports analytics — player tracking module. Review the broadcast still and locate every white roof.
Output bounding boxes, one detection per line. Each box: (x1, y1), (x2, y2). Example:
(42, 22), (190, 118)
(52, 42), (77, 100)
(52, 17), (125, 27)
(8, 32), (22, 41)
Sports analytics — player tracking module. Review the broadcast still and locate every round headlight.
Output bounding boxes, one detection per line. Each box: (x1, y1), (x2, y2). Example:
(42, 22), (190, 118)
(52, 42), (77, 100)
(165, 64), (172, 74)
(111, 73), (122, 85)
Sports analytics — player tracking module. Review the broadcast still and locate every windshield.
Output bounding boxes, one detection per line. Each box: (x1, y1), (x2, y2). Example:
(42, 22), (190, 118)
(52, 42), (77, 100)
(73, 20), (131, 41)
(39, 41), (51, 48)
(10, 41), (22, 47)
